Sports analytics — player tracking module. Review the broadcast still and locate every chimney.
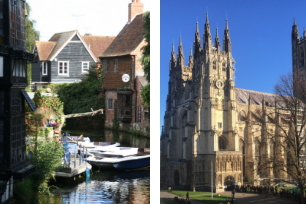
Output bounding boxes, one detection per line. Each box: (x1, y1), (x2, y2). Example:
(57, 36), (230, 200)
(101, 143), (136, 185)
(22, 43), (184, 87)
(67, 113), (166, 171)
(128, 0), (144, 22)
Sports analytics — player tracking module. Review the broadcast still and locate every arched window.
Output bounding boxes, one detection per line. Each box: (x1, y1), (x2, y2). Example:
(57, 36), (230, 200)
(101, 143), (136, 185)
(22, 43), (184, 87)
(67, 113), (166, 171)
(213, 61), (216, 69)
(239, 110), (247, 121)
(222, 63), (226, 71)
(138, 105), (141, 122)
(219, 137), (226, 150)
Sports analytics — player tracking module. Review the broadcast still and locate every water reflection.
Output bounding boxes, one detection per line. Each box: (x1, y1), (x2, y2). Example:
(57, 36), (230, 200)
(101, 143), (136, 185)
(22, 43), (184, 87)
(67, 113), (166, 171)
(62, 128), (150, 149)
(50, 170), (150, 204)
(41, 128), (150, 203)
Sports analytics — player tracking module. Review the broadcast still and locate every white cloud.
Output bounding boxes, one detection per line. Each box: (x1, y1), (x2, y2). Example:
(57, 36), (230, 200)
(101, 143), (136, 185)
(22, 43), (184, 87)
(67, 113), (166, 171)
(26, 0), (150, 41)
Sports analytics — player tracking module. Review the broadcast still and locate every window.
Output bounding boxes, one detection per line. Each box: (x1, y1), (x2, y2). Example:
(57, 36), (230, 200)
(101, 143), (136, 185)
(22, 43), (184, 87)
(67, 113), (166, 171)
(218, 123), (222, 128)
(213, 61), (216, 69)
(42, 62), (47, 75)
(219, 137), (226, 150)
(82, 62), (89, 73)
(107, 99), (113, 110)
(138, 105), (141, 122)
(114, 59), (118, 73)
(11, 116), (26, 166)
(58, 61), (69, 75)
(103, 60), (109, 73)
(222, 63), (226, 71)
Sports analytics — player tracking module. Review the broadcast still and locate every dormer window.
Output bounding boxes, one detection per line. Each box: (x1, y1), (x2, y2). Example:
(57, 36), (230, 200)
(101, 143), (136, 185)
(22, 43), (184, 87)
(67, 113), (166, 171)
(42, 62), (47, 75)
(213, 61), (216, 70)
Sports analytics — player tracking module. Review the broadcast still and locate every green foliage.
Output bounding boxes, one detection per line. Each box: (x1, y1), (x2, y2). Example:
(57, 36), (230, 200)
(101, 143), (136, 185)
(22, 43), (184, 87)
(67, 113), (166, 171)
(140, 12), (150, 120)
(47, 64), (105, 128)
(30, 139), (64, 195)
(25, 3), (40, 90)
(25, 90), (64, 135)
(141, 12), (150, 82)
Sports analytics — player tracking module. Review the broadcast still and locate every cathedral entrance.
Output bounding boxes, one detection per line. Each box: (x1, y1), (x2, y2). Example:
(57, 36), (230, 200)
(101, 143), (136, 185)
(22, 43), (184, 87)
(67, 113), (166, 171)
(174, 170), (179, 186)
(224, 176), (235, 191)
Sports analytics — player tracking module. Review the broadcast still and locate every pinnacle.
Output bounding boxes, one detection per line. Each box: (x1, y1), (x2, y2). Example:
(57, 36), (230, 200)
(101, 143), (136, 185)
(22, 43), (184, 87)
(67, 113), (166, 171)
(196, 22), (199, 33)
(179, 36), (182, 46)
(294, 18), (296, 25)
(190, 47), (192, 56)
(206, 13), (209, 24)
(216, 28), (219, 38)
(225, 19), (229, 30)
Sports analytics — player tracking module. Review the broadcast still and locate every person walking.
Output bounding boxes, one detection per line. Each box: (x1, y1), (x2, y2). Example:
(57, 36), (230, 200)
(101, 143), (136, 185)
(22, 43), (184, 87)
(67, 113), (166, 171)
(275, 186), (278, 196)
(232, 188), (235, 198)
(186, 192), (189, 201)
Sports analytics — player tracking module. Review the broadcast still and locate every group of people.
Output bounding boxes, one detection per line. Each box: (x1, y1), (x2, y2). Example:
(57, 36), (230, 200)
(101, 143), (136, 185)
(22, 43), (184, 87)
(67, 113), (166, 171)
(232, 184), (280, 195)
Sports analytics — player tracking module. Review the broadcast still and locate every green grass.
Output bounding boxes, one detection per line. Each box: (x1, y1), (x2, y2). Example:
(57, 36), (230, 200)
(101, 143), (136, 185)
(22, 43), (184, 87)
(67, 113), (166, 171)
(166, 190), (229, 204)
(167, 190), (210, 197)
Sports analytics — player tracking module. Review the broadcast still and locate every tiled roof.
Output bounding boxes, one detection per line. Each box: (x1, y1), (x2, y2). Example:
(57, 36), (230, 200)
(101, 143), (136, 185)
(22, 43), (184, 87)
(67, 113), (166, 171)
(47, 30), (76, 60)
(82, 36), (116, 60)
(235, 88), (277, 106)
(35, 41), (56, 61)
(100, 14), (145, 57)
(137, 76), (148, 86)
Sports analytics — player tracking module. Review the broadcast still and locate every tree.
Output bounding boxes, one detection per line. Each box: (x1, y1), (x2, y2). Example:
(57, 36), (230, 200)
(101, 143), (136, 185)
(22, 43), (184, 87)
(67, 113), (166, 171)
(140, 12), (150, 119)
(25, 3), (40, 90)
(253, 72), (306, 203)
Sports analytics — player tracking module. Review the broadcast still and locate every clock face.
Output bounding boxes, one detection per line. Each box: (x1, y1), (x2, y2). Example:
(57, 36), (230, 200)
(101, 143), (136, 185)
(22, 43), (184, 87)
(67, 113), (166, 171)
(122, 74), (130, 82)
(216, 80), (224, 89)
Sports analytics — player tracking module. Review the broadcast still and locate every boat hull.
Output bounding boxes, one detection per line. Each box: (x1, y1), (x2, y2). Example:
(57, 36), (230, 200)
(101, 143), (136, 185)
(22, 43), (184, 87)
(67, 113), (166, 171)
(87, 161), (115, 169)
(113, 157), (150, 171)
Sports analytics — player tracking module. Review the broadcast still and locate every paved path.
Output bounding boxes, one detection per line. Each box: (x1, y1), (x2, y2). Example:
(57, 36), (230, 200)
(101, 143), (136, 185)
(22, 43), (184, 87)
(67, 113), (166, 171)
(161, 190), (299, 204)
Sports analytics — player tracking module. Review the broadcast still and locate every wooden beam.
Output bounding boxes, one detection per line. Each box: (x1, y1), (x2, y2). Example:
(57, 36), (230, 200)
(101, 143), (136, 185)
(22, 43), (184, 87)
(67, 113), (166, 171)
(61, 109), (103, 119)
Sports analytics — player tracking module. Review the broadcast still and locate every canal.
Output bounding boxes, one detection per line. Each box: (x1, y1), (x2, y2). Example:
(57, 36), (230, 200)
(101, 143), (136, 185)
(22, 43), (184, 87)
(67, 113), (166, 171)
(38, 128), (150, 204)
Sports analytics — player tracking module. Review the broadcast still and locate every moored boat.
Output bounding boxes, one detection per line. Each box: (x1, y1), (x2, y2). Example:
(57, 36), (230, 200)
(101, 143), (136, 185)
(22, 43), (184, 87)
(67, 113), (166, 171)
(87, 148), (150, 170)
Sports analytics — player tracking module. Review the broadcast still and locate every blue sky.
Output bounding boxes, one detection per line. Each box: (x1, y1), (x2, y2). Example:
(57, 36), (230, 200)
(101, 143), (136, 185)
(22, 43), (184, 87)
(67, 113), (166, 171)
(160, 0), (306, 132)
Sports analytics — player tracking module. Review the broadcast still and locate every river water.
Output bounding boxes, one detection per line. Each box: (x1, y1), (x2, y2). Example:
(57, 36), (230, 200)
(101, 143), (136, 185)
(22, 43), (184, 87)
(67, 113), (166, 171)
(39, 129), (150, 204)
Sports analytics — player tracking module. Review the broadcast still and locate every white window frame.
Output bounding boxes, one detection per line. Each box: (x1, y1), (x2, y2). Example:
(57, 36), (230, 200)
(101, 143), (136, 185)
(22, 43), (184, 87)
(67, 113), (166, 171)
(42, 62), (48, 75)
(58, 61), (69, 75)
(82, 61), (90, 73)
(107, 99), (113, 110)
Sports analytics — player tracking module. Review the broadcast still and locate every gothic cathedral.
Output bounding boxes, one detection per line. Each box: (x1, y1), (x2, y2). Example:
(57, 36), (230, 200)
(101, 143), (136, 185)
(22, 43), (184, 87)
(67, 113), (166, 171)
(160, 13), (294, 192)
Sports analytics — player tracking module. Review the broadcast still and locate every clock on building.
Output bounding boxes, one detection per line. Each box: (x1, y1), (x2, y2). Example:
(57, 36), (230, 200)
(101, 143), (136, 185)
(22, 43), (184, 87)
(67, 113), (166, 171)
(122, 74), (130, 82)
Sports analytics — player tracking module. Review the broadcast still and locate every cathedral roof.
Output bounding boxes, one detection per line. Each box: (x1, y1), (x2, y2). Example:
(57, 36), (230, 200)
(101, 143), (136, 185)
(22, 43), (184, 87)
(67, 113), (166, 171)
(235, 88), (277, 107)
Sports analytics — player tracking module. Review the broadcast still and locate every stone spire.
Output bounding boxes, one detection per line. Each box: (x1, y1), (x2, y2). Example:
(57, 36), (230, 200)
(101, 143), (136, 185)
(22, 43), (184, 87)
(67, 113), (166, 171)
(203, 13), (212, 51)
(177, 37), (185, 67)
(292, 18), (299, 41)
(223, 19), (231, 53)
(194, 22), (201, 57)
(215, 28), (221, 51)
(188, 47), (193, 67)
(170, 43), (176, 70)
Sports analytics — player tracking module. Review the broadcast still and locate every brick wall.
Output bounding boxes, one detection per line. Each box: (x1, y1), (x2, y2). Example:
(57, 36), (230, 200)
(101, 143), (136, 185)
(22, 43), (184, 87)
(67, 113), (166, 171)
(101, 56), (133, 90)
(105, 90), (117, 128)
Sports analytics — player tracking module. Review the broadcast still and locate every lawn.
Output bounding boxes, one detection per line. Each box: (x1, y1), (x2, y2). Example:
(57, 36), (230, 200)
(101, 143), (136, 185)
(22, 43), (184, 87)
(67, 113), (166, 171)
(166, 190), (210, 197)
(166, 190), (230, 204)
